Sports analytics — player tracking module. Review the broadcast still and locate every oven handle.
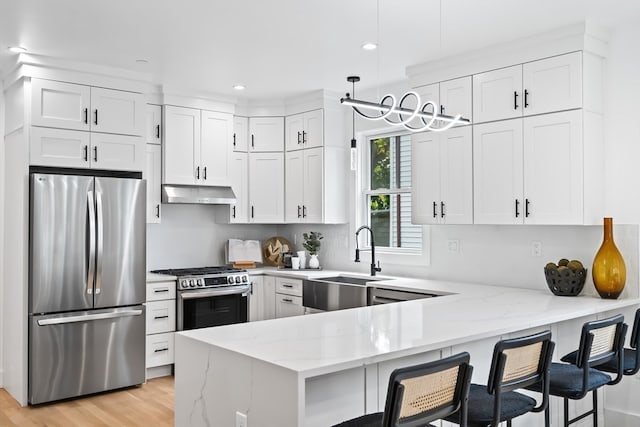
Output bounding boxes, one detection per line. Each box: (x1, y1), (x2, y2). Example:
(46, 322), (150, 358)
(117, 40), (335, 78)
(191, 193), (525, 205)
(179, 285), (251, 299)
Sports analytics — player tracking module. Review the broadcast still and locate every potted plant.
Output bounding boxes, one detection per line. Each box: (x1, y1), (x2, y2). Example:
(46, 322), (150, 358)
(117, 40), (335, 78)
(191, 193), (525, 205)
(303, 232), (323, 268)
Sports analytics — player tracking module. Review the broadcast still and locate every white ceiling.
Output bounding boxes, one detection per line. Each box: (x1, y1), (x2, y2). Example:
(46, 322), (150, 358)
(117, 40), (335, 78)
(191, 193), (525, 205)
(1, 0), (640, 100)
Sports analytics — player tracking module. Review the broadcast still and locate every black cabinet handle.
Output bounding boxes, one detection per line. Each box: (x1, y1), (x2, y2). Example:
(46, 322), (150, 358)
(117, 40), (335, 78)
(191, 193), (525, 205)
(156, 204), (160, 218)
(203, 166), (207, 180)
(297, 205), (301, 218)
(251, 206), (254, 218)
(440, 201), (445, 218)
(514, 91), (519, 109)
(440, 105), (445, 115)
(84, 108), (88, 124)
(94, 109), (98, 125)
(282, 298), (293, 303)
(524, 89), (529, 108)
(153, 289), (169, 293)
(525, 198), (530, 217)
(433, 201), (437, 218)
(233, 133), (236, 147)
(303, 205), (307, 218)
(93, 146), (98, 162)
(154, 348), (169, 353)
(251, 134), (254, 148)
(302, 130), (307, 144)
(283, 284), (293, 288)
(83, 145), (88, 161)
(196, 166), (200, 179)
(515, 199), (520, 218)
(154, 315), (169, 320)
(297, 131), (302, 144)
(156, 124), (160, 139)
(232, 206), (236, 218)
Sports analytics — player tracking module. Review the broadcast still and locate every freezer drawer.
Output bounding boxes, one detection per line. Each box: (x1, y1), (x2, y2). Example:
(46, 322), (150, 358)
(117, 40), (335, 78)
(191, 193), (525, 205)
(29, 306), (146, 404)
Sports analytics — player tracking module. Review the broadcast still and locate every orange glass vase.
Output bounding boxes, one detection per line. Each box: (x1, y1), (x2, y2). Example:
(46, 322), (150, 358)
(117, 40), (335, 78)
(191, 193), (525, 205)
(592, 217), (626, 299)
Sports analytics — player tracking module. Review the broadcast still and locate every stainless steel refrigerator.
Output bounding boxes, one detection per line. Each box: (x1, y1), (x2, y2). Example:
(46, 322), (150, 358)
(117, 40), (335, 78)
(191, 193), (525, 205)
(28, 171), (146, 404)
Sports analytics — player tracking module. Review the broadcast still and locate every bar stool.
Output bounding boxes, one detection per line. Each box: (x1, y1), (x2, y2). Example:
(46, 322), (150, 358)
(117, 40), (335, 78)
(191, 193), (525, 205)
(445, 330), (555, 427)
(332, 352), (473, 427)
(526, 314), (627, 427)
(561, 308), (640, 376)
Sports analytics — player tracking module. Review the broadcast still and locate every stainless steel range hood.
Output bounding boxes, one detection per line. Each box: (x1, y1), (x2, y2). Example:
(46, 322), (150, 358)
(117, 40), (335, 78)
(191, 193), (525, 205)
(162, 185), (236, 205)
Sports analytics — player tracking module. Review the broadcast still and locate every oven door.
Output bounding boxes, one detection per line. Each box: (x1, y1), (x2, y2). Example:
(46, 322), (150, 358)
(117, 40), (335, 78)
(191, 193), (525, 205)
(177, 284), (250, 331)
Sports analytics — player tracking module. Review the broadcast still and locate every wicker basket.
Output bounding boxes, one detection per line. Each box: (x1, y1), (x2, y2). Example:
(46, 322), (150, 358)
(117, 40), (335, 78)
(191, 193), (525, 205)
(544, 267), (587, 296)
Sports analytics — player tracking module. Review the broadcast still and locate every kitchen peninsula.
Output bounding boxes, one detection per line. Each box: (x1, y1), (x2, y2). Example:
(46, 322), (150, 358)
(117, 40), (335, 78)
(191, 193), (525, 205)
(175, 275), (640, 427)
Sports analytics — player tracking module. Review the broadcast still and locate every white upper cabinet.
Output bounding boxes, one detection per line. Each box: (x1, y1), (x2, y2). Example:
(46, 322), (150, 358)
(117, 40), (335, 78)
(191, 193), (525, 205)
(521, 51), (582, 116)
(90, 132), (144, 171)
(227, 152), (249, 223)
(473, 111), (583, 225)
(285, 147), (324, 223)
(285, 150), (304, 222)
(473, 52), (582, 124)
(31, 79), (145, 136)
(233, 116), (249, 152)
(285, 110), (323, 151)
(146, 104), (162, 145)
(145, 144), (162, 223)
(200, 110), (232, 186)
(90, 87), (145, 136)
(249, 152), (284, 223)
(411, 126), (472, 225)
(163, 106), (199, 185)
(415, 77), (472, 124)
(473, 119), (524, 224)
(31, 79), (91, 131)
(249, 117), (284, 152)
(473, 65), (523, 123)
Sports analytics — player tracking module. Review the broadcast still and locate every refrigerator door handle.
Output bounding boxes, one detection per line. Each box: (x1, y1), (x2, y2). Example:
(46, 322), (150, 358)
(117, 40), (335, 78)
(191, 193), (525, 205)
(87, 190), (96, 295)
(95, 191), (104, 295)
(37, 309), (143, 326)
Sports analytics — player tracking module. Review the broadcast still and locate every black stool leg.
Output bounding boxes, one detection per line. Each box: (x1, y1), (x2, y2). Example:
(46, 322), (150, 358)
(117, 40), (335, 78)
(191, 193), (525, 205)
(593, 390), (598, 427)
(564, 398), (569, 427)
(545, 404), (550, 427)
(507, 420), (512, 427)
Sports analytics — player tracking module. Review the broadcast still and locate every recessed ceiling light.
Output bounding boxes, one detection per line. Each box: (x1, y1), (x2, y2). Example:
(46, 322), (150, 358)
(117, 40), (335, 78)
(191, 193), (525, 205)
(233, 84), (246, 91)
(361, 42), (378, 51)
(8, 46), (27, 54)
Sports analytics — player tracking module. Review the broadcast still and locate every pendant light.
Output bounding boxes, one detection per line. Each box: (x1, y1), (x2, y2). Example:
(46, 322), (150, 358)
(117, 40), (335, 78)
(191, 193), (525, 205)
(347, 76), (360, 171)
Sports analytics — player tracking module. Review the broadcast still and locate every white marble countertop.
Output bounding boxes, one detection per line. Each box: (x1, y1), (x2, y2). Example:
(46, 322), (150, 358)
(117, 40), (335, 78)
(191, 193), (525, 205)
(146, 272), (177, 282)
(178, 277), (640, 378)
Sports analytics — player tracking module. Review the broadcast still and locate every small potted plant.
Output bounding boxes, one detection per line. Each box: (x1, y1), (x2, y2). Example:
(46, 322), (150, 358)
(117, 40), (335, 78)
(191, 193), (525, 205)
(303, 231), (323, 269)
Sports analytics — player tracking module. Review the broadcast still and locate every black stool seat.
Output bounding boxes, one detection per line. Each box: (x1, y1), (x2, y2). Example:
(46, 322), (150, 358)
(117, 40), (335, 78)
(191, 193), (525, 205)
(527, 363), (612, 399)
(561, 348), (638, 375)
(445, 384), (536, 427)
(333, 412), (436, 427)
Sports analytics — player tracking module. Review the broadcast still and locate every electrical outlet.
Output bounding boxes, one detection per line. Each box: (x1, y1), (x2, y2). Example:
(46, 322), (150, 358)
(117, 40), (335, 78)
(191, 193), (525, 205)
(447, 239), (459, 253)
(531, 241), (542, 257)
(236, 411), (247, 427)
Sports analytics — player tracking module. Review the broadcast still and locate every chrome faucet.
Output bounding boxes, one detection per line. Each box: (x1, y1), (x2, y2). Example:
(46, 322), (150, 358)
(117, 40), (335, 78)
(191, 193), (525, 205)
(355, 225), (382, 276)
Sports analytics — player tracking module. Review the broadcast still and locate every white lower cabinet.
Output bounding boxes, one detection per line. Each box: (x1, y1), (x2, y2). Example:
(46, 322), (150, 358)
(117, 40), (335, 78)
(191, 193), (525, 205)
(250, 275), (276, 321)
(275, 278), (304, 318)
(145, 279), (176, 376)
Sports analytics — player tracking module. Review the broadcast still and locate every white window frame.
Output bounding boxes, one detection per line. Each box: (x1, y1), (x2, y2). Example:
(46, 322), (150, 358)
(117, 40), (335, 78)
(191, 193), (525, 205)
(355, 126), (430, 267)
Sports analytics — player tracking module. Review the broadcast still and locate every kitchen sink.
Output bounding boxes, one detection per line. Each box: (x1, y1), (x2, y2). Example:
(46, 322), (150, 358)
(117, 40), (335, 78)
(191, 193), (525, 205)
(310, 275), (384, 286)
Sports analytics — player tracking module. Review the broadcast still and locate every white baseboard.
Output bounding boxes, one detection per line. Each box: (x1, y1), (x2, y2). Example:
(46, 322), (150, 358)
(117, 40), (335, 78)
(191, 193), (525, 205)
(146, 365), (172, 381)
(605, 408), (640, 426)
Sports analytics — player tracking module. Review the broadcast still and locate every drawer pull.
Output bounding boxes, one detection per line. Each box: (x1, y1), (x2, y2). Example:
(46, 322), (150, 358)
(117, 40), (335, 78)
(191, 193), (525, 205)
(283, 284), (293, 288)
(153, 289), (169, 293)
(154, 315), (169, 320)
(154, 348), (169, 353)
(282, 298), (293, 303)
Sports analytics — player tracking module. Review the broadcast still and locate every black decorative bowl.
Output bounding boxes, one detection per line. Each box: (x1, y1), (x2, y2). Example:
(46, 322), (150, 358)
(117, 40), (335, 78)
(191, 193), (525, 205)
(544, 267), (587, 296)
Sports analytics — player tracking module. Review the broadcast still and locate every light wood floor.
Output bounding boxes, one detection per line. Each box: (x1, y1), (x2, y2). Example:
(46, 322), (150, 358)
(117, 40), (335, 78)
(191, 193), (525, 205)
(0, 376), (174, 427)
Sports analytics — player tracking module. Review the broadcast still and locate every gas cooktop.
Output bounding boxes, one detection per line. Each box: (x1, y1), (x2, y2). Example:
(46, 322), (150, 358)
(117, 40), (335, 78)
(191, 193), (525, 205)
(151, 266), (250, 290)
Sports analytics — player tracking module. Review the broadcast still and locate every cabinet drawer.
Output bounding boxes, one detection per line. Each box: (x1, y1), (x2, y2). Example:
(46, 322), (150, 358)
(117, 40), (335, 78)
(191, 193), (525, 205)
(146, 332), (174, 368)
(276, 278), (302, 296)
(146, 300), (176, 334)
(275, 294), (304, 318)
(146, 280), (176, 302)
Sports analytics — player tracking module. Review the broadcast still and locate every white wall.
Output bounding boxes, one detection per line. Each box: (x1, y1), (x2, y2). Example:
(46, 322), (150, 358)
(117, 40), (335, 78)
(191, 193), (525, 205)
(146, 204), (279, 270)
(0, 80), (5, 387)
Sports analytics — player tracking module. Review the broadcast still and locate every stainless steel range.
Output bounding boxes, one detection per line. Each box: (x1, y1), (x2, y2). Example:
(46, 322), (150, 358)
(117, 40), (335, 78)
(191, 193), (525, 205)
(151, 266), (250, 331)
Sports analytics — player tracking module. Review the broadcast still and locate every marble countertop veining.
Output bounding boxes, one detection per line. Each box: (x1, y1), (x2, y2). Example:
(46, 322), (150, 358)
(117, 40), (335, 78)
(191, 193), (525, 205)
(177, 276), (640, 378)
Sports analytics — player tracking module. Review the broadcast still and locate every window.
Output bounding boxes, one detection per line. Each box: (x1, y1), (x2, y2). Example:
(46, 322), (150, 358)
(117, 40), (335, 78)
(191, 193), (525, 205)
(363, 132), (422, 251)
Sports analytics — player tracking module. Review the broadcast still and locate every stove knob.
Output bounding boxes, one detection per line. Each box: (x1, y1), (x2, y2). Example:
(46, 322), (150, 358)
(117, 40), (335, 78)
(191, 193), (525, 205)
(189, 279), (196, 288)
(228, 276), (234, 284)
(235, 276), (241, 284)
(197, 279), (204, 287)
(242, 275), (248, 283)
